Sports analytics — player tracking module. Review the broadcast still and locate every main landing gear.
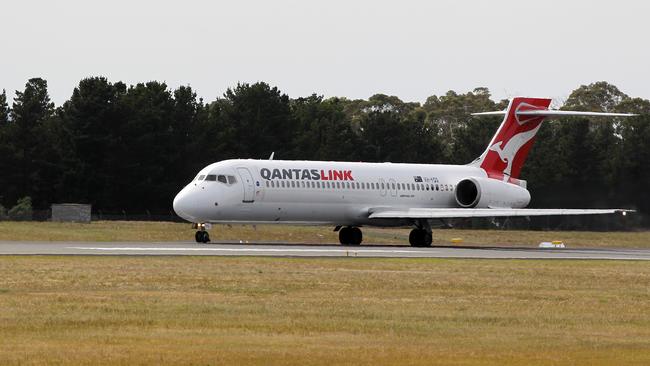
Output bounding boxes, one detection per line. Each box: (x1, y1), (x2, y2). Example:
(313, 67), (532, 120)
(193, 223), (210, 243)
(409, 220), (433, 247)
(338, 226), (363, 246)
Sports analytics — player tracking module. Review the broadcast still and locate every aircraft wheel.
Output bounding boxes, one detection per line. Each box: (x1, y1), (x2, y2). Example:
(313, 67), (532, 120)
(409, 229), (432, 247)
(339, 227), (362, 246)
(195, 230), (210, 243)
(423, 232), (432, 247)
(339, 227), (350, 245)
(349, 227), (362, 245)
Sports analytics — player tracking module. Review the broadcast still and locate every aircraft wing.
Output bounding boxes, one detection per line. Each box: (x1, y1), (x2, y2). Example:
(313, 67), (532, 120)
(368, 208), (633, 220)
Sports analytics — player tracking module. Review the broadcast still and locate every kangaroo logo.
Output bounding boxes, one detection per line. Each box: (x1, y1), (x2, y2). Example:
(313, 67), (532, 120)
(488, 124), (541, 180)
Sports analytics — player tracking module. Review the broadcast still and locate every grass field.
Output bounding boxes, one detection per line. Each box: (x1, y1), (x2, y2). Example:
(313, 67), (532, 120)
(0, 220), (649, 248)
(0, 256), (648, 365)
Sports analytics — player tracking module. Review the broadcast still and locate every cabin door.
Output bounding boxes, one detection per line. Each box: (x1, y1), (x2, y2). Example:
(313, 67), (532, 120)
(389, 178), (397, 197)
(236, 167), (255, 203)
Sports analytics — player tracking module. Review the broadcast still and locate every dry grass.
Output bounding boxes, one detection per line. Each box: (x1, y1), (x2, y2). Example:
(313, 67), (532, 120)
(0, 221), (649, 248)
(0, 256), (648, 365)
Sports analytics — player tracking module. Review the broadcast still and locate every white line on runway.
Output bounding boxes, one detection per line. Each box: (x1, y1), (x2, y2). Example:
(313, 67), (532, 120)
(62, 247), (650, 260)
(67, 247), (434, 254)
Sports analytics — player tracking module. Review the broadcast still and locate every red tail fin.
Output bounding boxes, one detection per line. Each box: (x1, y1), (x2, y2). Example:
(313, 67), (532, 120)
(474, 97), (552, 183)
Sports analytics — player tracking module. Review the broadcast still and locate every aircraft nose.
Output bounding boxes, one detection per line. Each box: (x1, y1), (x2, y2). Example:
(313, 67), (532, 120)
(173, 187), (196, 222)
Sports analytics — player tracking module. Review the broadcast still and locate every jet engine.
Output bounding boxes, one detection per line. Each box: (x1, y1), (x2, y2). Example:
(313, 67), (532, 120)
(455, 177), (530, 208)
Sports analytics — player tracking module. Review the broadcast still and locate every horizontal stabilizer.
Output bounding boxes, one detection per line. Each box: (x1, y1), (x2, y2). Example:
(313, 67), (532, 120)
(472, 110), (637, 118)
(368, 208), (634, 220)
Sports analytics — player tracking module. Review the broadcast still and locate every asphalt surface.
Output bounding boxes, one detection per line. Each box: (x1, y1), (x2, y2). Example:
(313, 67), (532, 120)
(0, 241), (649, 260)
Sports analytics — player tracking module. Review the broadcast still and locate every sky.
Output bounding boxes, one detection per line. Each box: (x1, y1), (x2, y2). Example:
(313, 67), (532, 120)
(1, 0), (648, 106)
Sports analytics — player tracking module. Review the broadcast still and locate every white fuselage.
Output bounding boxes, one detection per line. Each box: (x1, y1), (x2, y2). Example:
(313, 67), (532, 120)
(173, 159), (491, 226)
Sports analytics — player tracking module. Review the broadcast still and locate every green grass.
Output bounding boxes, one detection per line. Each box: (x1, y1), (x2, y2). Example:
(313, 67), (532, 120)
(0, 256), (648, 365)
(0, 220), (649, 248)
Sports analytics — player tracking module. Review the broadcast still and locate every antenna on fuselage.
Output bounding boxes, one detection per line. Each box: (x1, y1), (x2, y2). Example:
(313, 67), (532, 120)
(269, 152), (275, 160)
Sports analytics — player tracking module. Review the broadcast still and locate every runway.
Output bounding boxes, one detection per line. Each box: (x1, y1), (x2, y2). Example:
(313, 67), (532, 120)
(0, 241), (649, 260)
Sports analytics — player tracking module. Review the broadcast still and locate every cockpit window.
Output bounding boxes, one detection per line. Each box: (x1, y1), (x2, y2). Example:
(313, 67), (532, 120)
(201, 173), (238, 185)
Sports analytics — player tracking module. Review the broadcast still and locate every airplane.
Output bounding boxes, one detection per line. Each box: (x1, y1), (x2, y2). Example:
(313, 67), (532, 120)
(172, 97), (637, 246)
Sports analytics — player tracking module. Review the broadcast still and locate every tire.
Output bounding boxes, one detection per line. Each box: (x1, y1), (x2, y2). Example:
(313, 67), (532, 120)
(195, 231), (203, 243)
(339, 227), (350, 245)
(423, 232), (432, 247)
(349, 227), (362, 245)
(202, 231), (210, 243)
(409, 229), (432, 247)
(409, 229), (422, 247)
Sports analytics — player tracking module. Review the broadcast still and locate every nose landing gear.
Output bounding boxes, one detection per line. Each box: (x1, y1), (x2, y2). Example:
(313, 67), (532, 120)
(192, 223), (211, 243)
(195, 230), (210, 243)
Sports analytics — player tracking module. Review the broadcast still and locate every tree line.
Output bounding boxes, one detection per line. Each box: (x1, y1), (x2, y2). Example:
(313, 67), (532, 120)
(0, 78), (648, 224)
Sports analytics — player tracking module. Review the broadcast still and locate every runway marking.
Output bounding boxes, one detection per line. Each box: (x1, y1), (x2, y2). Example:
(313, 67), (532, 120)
(67, 247), (434, 254)
(61, 246), (650, 260)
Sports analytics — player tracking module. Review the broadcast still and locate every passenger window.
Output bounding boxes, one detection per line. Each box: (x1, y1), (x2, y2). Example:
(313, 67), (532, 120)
(435, 184), (439, 191)
(317, 182), (321, 188)
(265, 181), (269, 187)
(336, 182), (340, 189)
(346, 182), (350, 189)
